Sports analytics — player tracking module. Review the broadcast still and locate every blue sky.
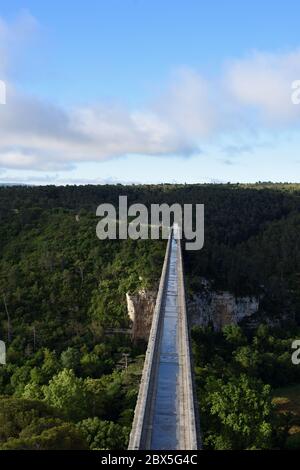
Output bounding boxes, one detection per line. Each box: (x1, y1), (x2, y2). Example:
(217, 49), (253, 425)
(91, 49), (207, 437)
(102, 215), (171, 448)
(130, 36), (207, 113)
(1, 0), (300, 184)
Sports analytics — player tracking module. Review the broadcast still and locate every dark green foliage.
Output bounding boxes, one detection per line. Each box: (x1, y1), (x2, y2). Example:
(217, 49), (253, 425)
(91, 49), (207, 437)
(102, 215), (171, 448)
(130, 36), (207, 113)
(77, 417), (129, 450)
(203, 374), (273, 449)
(1, 423), (88, 450)
(1, 183), (300, 449)
(285, 432), (300, 449)
(0, 397), (54, 442)
(0, 186), (162, 449)
(192, 324), (300, 449)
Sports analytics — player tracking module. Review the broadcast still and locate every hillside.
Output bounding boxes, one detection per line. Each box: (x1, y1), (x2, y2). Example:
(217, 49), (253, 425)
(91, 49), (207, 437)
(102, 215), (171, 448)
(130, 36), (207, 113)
(0, 183), (300, 449)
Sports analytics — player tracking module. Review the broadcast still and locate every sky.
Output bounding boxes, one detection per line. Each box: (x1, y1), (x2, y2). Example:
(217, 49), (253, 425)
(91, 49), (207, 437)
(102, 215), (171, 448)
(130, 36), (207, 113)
(1, 0), (300, 185)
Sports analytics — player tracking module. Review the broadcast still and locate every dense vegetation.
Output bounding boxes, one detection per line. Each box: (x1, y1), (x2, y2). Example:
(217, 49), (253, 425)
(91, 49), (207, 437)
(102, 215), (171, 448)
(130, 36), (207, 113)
(0, 183), (300, 449)
(0, 193), (165, 449)
(192, 323), (300, 449)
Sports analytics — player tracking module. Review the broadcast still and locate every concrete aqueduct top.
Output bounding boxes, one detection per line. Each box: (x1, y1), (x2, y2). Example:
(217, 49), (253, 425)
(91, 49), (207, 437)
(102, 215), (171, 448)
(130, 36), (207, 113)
(128, 226), (201, 450)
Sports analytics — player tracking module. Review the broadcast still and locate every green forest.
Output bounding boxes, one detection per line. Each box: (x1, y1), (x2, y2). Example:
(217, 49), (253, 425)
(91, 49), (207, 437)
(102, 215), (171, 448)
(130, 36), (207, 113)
(0, 183), (300, 449)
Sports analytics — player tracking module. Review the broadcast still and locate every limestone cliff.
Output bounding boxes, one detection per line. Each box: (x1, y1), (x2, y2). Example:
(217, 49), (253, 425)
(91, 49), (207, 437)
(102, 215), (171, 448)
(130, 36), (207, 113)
(126, 289), (157, 342)
(188, 280), (259, 330)
(126, 279), (259, 341)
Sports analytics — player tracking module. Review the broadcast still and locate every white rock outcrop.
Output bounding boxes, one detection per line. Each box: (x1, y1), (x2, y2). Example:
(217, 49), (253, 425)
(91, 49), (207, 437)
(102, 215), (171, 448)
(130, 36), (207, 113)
(188, 280), (259, 330)
(126, 280), (259, 340)
(126, 289), (157, 341)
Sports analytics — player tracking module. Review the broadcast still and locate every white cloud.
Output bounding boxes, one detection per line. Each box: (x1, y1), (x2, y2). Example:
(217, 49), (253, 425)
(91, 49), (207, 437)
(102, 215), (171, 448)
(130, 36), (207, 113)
(155, 68), (218, 139)
(225, 50), (300, 123)
(0, 173), (140, 186)
(1, 12), (300, 173)
(0, 74), (208, 171)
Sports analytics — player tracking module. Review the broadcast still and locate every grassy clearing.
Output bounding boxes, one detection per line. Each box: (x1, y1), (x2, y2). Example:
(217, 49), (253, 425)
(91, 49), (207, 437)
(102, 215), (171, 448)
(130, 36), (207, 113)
(273, 384), (300, 419)
(273, 384), (300, 448)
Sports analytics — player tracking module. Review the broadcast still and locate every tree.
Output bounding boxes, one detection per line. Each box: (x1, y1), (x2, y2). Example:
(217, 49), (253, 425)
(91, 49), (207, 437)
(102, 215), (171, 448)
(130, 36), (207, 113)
(0, 397), (54, 443)
(43, 369), (87, 421)
(204, 374), (274, 449)
(223, 324), (246, 347)
(22, 382), (43, 400)
(77, 417), (129, 450)
(60, 347), (81, 372)
(1, 423), (88, 450)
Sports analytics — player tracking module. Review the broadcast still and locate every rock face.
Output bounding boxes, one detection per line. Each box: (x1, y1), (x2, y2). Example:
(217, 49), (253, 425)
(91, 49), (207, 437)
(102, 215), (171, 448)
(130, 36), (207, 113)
(126, 289), (157, 342)
(188, 281), (259, 330)
(126, 280), (259, 341)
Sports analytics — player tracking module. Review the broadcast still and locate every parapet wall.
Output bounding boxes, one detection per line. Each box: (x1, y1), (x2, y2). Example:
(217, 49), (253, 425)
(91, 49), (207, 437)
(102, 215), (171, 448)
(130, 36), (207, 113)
(177, 238), (201, 449)
(128, 228), (200, 450)
(128, 231), (172, 450)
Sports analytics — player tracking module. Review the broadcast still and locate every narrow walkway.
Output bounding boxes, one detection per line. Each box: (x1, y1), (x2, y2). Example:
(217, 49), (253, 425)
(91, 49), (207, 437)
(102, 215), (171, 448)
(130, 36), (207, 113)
(150, 237), (180, 449)
(128, 228), (200, 450)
